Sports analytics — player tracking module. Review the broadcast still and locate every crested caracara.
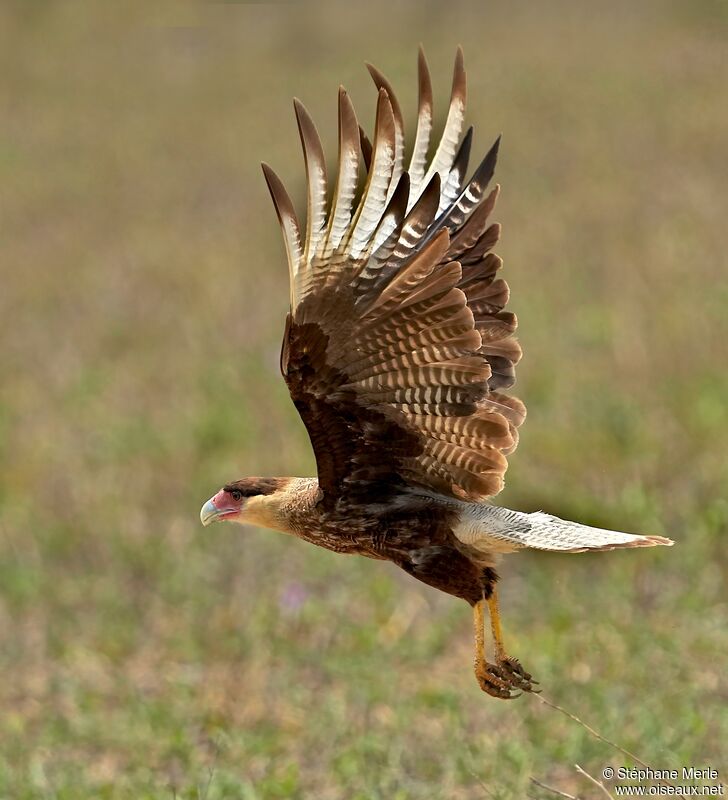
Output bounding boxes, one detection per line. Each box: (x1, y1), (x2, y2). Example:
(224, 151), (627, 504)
(200, 48), (672, 699)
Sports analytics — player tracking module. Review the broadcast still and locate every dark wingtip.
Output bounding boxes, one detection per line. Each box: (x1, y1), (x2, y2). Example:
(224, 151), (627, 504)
(417, 44), (433, 105)
(366, 62), (403, 130)
(427, 170), (442, 195)
(260, 161), (286, 207)
(260, 161), (277, 188)
(359, 125), (373, 171)
(452, 45), (466, 101)
(460, 125), (474, 155)
(389, 170), (411, 214)
(292, 96), (309, 125)
(451, 126), (474, 181)
(474, 135), (502, 184)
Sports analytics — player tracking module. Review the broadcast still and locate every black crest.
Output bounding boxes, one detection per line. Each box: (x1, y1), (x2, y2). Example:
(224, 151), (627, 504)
(223, 477), (286, 497)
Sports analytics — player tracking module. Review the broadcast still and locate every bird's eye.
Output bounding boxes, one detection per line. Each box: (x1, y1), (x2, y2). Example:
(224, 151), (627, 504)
(230, 490), (243, 502)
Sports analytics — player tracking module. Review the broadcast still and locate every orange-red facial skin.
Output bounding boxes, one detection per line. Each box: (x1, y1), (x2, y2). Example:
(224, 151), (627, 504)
(210, 489), (244, 521)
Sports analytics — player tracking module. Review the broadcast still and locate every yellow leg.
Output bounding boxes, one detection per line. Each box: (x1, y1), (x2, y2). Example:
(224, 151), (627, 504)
(472, 590), (539, 699)
(487, 589), (506, 662)
(473, 599), (487, 672)
(473, 599), (513, 699)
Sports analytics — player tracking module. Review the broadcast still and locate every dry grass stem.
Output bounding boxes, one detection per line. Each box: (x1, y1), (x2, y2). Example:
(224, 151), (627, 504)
(529, 776), (582, 799)
(575, 764), (613, 799)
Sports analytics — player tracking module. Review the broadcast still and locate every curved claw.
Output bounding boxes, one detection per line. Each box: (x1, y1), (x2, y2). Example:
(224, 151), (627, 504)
(477, 670), (521, 699)
(492, 657), (539, 693)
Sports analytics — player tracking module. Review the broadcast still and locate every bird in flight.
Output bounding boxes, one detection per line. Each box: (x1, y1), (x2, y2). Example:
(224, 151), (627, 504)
(200, 47), (673, 699)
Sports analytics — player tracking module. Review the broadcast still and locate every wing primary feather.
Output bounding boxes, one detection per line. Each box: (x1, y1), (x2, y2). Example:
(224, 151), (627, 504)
(362, 229), (452, 316)
(448, 184), (500, 259)
(439, 125), (473, 214)
(346, 88), (396, 259)
(359, 171), (410, 271)
(261, 162), (303, 307)
(421, 134), (501, 250)
(408, 44), (433, 200)
(418, 46), (467, 202)
(358, 173), (440, 302)
(365, 62), (405, 202)
(359, 125), (373, 172)
(391, 173), (440, 263)
(293, 99), (328, 267)
(320, 87), (360, 256)
(350, 172), (410, 304)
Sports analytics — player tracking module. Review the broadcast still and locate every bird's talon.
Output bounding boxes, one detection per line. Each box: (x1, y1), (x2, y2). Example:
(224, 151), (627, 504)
(492, 657), (538, 693)
(482, 667), (510, 689)
(476, 667), (515, 699)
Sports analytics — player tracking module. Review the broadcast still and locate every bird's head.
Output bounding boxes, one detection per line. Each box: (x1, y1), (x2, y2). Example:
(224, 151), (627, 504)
(199, 477), (288, 529)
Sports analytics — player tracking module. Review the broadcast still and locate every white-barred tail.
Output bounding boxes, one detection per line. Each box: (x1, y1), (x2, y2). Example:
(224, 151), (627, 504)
(454, 505), (674, 554)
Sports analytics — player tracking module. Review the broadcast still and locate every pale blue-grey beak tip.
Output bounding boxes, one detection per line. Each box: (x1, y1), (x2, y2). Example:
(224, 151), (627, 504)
(200, 498), (218, 527)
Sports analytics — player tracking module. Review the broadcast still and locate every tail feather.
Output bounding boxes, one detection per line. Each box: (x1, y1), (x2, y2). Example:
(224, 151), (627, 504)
(523, 511), (674, 552)
(455, 505), (674, 554)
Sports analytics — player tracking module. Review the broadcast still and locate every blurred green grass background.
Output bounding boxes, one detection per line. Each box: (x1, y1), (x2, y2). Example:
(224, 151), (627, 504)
(1, 2), (727, 798)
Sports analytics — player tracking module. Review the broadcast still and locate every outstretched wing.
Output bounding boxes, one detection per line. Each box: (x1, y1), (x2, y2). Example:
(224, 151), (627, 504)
(263, 47), (525, 507)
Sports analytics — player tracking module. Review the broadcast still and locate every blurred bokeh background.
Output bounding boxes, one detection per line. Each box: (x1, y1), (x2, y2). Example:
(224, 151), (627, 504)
(1, 2), (727, 798)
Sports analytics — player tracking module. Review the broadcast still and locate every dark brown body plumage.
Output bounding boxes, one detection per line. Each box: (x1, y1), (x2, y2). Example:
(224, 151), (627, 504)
(315, 497), (493, 606)
(226, 476), (495, 606)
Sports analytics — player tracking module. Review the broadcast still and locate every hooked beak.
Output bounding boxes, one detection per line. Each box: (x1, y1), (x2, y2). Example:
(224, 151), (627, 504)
(200, 498), (220, 527)
(200, 491), (241, 527)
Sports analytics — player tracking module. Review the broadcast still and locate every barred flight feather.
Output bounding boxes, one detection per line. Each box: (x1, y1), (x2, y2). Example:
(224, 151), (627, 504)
(353, 173), (410, 296)
(261, 164), (303, 306)
(358, 125), (373, 172)
(408, 45), (434, 195)
(293, 99), (328, 268)
(267, 48), (525, 504)
(460, 252), (503, 282)
(419, 46), (467, 209)
(346, 358), (490, 393)
(392, 175), (441, 263)
(424, 136), (501, 245)
(363, 231), (451, 315)
(464, 277), (509, 306)
(319, 88), (360, 257)
(346, 323), (478, 377)
(355, 175), (441, 306)
(358, 383), (486, 407)
(364, 62), (405, 205)
(355, 284), (468, 341)
(476, 312), (518, 341)
(345, 334), (481, 381)
(347, 89), (396, 259)
(465, 223), (501, 262)
(448, 185), (500, 258)
(439, 127), (473, 215)
(480, 338), (522, 363)
(395, 263), (467, 313)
